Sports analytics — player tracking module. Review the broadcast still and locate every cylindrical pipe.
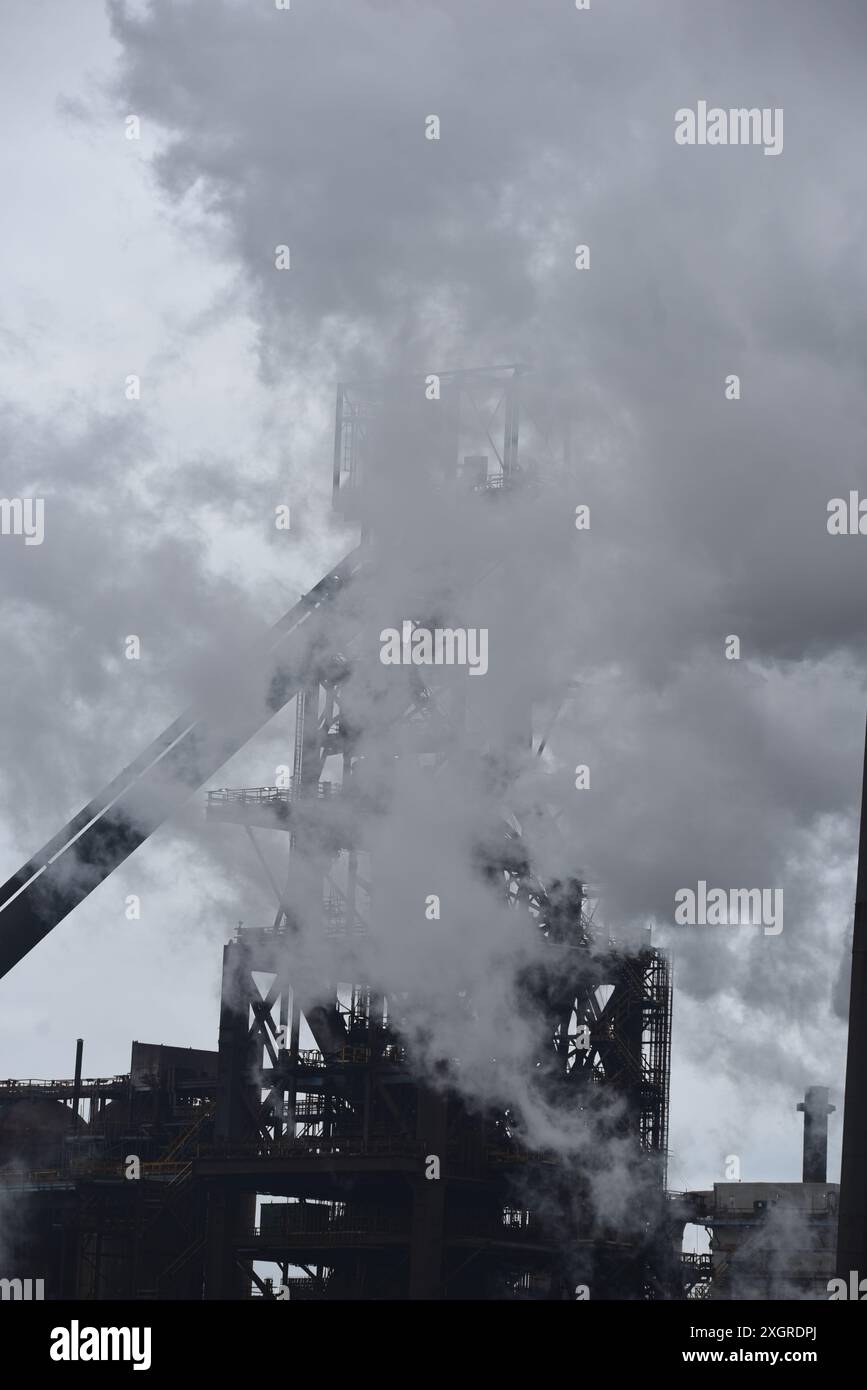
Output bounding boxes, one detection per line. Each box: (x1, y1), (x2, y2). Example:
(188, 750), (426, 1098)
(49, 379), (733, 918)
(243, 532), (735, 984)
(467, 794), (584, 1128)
(797, 1086), (834, 1184)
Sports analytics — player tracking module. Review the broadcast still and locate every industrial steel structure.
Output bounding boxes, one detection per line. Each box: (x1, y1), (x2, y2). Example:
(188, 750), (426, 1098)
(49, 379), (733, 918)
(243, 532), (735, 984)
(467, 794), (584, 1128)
(0, 368), (861, 1300)
(672, 1089), (839, 1300)
(0, 368), (677, 1299)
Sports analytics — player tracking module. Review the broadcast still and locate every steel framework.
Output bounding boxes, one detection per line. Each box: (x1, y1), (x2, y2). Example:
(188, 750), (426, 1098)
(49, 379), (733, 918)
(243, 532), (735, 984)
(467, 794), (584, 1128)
(0, 367), (674, 1299)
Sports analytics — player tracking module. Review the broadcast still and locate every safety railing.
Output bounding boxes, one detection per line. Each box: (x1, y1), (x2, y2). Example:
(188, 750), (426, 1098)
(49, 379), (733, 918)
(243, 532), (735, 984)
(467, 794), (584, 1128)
(0, 1075), (128, 1092)
(207, 781), (340, 807)
(258, 1206), (408, 1239)
(269, 1043), (406, 1069)
(0, 1159), (192, 1186)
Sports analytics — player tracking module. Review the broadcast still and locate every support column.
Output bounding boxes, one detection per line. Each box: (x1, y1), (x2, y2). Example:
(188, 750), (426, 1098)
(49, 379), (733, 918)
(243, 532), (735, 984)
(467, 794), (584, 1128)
(205, 937), (260, 1299)
(836, 715), (867, 1277)
(408, 1088), (448, 1299)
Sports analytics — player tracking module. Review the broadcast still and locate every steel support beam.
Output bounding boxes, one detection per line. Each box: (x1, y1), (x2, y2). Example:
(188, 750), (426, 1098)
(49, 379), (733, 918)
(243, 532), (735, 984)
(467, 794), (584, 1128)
(836, 713), (867, 1278)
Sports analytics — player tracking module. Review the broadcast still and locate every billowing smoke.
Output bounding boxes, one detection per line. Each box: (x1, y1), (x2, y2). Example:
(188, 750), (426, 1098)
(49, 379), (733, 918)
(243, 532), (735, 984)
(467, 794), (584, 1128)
(0, 0), (863, 1224)
(100, 0), (865, 1083)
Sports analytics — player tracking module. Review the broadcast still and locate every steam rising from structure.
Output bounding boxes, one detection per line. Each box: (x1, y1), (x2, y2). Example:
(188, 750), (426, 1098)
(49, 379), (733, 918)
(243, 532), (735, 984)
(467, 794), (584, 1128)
(0, 0), (863, 1218)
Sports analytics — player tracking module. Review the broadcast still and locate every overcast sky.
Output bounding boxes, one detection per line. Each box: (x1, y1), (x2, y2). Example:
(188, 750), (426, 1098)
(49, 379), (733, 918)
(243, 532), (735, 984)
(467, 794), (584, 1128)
(1, 0), (866, 1212)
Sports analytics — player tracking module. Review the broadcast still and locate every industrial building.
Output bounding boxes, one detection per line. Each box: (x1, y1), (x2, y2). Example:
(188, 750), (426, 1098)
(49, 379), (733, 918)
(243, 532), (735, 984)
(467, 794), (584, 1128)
(672, 1089), (839, 1300)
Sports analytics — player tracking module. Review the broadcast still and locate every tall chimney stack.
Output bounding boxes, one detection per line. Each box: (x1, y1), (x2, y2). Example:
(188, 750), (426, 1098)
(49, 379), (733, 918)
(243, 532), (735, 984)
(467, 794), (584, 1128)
(797, 1086), (834, 1183)
(71, 1036), (84, 1136)
(836, 714), (867, 1277)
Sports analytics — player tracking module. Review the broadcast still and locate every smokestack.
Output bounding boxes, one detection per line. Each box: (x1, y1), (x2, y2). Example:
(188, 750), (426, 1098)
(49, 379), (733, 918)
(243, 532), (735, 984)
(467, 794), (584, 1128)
(71, 1037), (83, 1136)
(797, 1086), (834, 1183)
(836, 714), (867, 1277)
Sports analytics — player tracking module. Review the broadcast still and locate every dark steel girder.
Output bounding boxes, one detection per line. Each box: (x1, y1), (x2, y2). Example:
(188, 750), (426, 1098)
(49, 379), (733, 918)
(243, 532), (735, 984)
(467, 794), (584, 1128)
(0, 546), (364, 981)
(836, 714), (867, 1277)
